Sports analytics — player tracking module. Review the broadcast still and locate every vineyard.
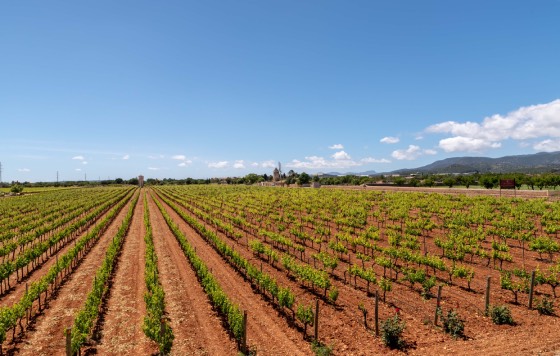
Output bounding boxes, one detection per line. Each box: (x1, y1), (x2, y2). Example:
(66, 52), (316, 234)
(0, 185), (559, 355)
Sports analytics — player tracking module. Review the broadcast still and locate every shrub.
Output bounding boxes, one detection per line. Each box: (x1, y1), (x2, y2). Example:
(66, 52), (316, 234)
(358, 302), (368, 328)
(10, 184), (23, 194)
(490, 305), (514, 325)
(328, 286), (339, 304)
(296, 303), (314, 336)
(312, 340), (334, 356)
(441, 309), (464, 338)
(536, 297), (555, 315)
(421, 277), (436, 299)
(381, 314), (406, 349)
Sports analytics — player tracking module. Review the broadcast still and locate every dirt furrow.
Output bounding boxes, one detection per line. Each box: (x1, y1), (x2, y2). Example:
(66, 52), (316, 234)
(95, 192), (158, 355)
(12, 194), (136, 356)
(151, 192), (310, 356)
(147, 193), (237, 355)
(163, 193), (402, 354)
(0, 193), (131, 309)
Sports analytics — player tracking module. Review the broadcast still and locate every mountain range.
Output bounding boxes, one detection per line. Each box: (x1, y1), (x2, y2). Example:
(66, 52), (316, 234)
(321, 151), (560, 176)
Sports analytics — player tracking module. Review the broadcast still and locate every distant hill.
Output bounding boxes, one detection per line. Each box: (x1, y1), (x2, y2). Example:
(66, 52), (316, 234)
(389, 151), (560, 175)
(321, 170), (377, 177)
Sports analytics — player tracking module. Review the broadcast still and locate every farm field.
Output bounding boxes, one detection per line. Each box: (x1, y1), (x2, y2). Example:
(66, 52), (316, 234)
(0, 185), (559, 355)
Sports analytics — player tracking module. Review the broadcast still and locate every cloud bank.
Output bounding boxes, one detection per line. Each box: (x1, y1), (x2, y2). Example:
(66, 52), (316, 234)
(380, 136), (400, 144)
(391, 145), (437, 160)
(427, 99), (560, 152)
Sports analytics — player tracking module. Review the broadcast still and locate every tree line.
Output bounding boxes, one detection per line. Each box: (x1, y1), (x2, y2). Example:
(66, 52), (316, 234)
(5, 172), (560, 190)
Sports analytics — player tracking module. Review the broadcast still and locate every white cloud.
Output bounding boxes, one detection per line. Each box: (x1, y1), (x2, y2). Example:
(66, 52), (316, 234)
(287, 149), (393, 169)
(208, 161), (228, 169)
(380, 136), (400, 144)
(533, 139), (560, 152)
(178, 160), (193, 167)
(329, 144), (344, 149)
(261, 160), (276, 168)
(75, 168), (81, 171)
(332, 150), (352, 160)
(426, 99), (560, 152)
(148, 167), (160, 171)
(72, 155), (85, 161)
(82, 161), (88, 165)
(233, 160), (245, 169)
(391, 145), (436, 160)
(148, 155), (165, 159)
(251, 162), (259, 167)
(171, 154), (193, 167)
(287, 155), (361, 170)
(122, 154), (130, 160)
(18, 168), (30, 172)
(438, 137), (501, 153)
(361, 157), (391, 163)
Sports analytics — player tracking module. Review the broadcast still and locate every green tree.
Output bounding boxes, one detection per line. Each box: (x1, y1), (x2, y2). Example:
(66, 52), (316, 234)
(535, 176), (547, 190)
(443, 177), (455, 188)
(480, 175), (497, 189)
(394, 177), (406, 186)
(423, 178), (435, 187)
(523, 175), (535, 190)
(462, 175), (474, 188)
(244, 173), (264, 185)
(297, 172), (311, 185)
(10, 184), (23, 193)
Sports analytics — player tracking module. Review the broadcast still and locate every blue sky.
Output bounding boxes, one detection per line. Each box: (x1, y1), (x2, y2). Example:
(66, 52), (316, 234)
(1, 1), (559, 182)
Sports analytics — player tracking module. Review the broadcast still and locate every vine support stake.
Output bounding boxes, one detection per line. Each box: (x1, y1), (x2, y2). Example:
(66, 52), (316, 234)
(434, 285), (442, 326)
(314, 299), (319, 341)
(374, 290), (379, 337)
(26, 283), (29, 323)
(65, 327), (72, 356)
(485, 276), (491, 316)
(528, 270), (536, 309)
(242, 310), (248, 354)
(160, 318), (165, 344)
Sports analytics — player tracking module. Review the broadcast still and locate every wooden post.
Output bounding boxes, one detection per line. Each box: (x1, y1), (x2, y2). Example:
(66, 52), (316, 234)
(65, 327), (72, 356)
(160, 318), (165, 343)
(314, 299), (319, 341)
(485, 276), (491, 316)
(26, 283), (29, 323)
(374, 291), (379, 337)
(434, 285), (442, 325)
(242, 310), (247, 354)
(528, 270), (536, 309)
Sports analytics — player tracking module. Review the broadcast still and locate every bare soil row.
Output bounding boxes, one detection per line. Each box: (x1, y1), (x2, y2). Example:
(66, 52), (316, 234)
(157, 187), (560, 355)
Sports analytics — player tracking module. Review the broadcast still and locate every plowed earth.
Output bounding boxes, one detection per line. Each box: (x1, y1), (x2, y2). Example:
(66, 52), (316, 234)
(4, 193), (136, 355)
(153, 187), (560, 356)
(2, 186), (559, 356)
(150, 192), (310, 355)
